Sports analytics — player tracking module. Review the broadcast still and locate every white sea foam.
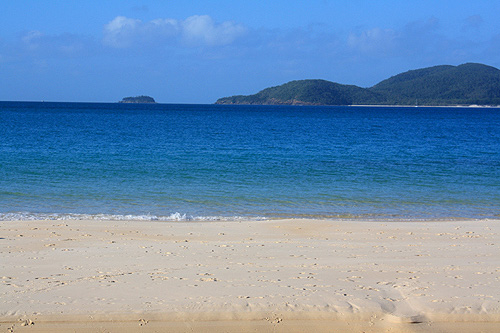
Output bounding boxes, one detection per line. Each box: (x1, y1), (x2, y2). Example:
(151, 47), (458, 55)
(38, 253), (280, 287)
(0, 212), (266, 222)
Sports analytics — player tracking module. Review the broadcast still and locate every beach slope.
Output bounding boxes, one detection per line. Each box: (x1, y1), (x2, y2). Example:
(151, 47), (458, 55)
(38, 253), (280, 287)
(1, 219), (500, 332)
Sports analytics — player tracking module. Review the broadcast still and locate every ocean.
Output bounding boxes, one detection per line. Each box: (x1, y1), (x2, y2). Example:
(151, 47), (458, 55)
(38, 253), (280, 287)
(1, 102), (499, 221)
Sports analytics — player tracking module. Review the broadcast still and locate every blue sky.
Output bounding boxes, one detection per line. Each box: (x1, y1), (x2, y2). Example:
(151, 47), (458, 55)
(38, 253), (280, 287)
(1, 0), (500, 103)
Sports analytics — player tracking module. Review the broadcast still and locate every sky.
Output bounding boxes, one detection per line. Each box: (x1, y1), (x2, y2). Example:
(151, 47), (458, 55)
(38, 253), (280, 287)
(1, 0), (500, 103)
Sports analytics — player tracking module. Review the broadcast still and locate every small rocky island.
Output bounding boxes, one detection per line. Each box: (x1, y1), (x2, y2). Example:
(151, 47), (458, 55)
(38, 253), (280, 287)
(119, 95), (156, 104)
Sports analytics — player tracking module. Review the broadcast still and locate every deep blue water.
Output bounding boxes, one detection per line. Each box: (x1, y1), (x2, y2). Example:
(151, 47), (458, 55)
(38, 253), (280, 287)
(1, 101), (499, 220)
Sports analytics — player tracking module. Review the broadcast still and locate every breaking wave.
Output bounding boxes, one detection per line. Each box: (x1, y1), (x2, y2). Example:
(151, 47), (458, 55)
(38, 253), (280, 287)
(0, 212), (266, 222)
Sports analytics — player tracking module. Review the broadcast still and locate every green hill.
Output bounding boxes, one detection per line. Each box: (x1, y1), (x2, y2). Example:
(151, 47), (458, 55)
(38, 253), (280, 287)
(215, 63), (500, 106)
(371, 63), (500, 105)
(215, 79), (383, 106)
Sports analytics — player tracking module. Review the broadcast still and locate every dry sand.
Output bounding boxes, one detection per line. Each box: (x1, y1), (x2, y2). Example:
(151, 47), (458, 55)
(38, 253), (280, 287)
(1, 218), (499, 332)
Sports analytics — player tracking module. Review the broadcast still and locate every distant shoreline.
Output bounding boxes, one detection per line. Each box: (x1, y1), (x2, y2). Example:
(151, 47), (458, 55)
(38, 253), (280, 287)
(352, 104), (500, 108)
(1, 100), (499, 108)
(216, 103), (500, 108)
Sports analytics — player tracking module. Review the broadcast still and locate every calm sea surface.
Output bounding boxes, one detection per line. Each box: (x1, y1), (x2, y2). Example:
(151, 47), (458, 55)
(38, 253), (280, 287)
(1, 102), (499, 221)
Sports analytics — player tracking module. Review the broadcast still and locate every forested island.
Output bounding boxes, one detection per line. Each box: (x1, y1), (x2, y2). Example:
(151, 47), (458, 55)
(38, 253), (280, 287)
(119, 95), (156, 103)
(215, 63), (500, 106)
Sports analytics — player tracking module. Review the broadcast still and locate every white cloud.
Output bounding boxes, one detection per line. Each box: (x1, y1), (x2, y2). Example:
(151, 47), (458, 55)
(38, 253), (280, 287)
(181, 15), (246, 46)
(102, 15), (246, 48)
(103, 16), (142, 47)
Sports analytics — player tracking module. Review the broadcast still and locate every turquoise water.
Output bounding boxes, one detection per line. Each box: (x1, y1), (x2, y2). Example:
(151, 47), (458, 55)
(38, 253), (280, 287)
(1, 102), (499, 220)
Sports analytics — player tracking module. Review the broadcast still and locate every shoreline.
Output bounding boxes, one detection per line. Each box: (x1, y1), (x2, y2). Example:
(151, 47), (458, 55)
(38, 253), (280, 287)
(2, 211), (498, 222)
(2, 218), (500, 332)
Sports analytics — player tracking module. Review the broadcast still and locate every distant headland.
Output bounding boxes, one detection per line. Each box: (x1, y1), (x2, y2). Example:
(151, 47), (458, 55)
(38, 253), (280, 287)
(215, 63), (500, 106)
(119, 95), (156, 104)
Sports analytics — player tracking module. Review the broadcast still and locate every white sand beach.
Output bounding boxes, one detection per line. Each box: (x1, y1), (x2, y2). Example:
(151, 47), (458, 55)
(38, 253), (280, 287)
(1, 218), (500, 332)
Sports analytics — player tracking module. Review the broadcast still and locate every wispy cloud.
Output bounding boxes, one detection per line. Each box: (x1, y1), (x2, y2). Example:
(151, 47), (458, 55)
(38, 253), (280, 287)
(346, 18), (452, 59)
(347, 28), (397, 54)
(102, 15), (246, 48)
(131, 5), (148, 12)
(22, 30), (45, 50)
(463, 15), (483, 31)
(19, 30), (93, 57)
